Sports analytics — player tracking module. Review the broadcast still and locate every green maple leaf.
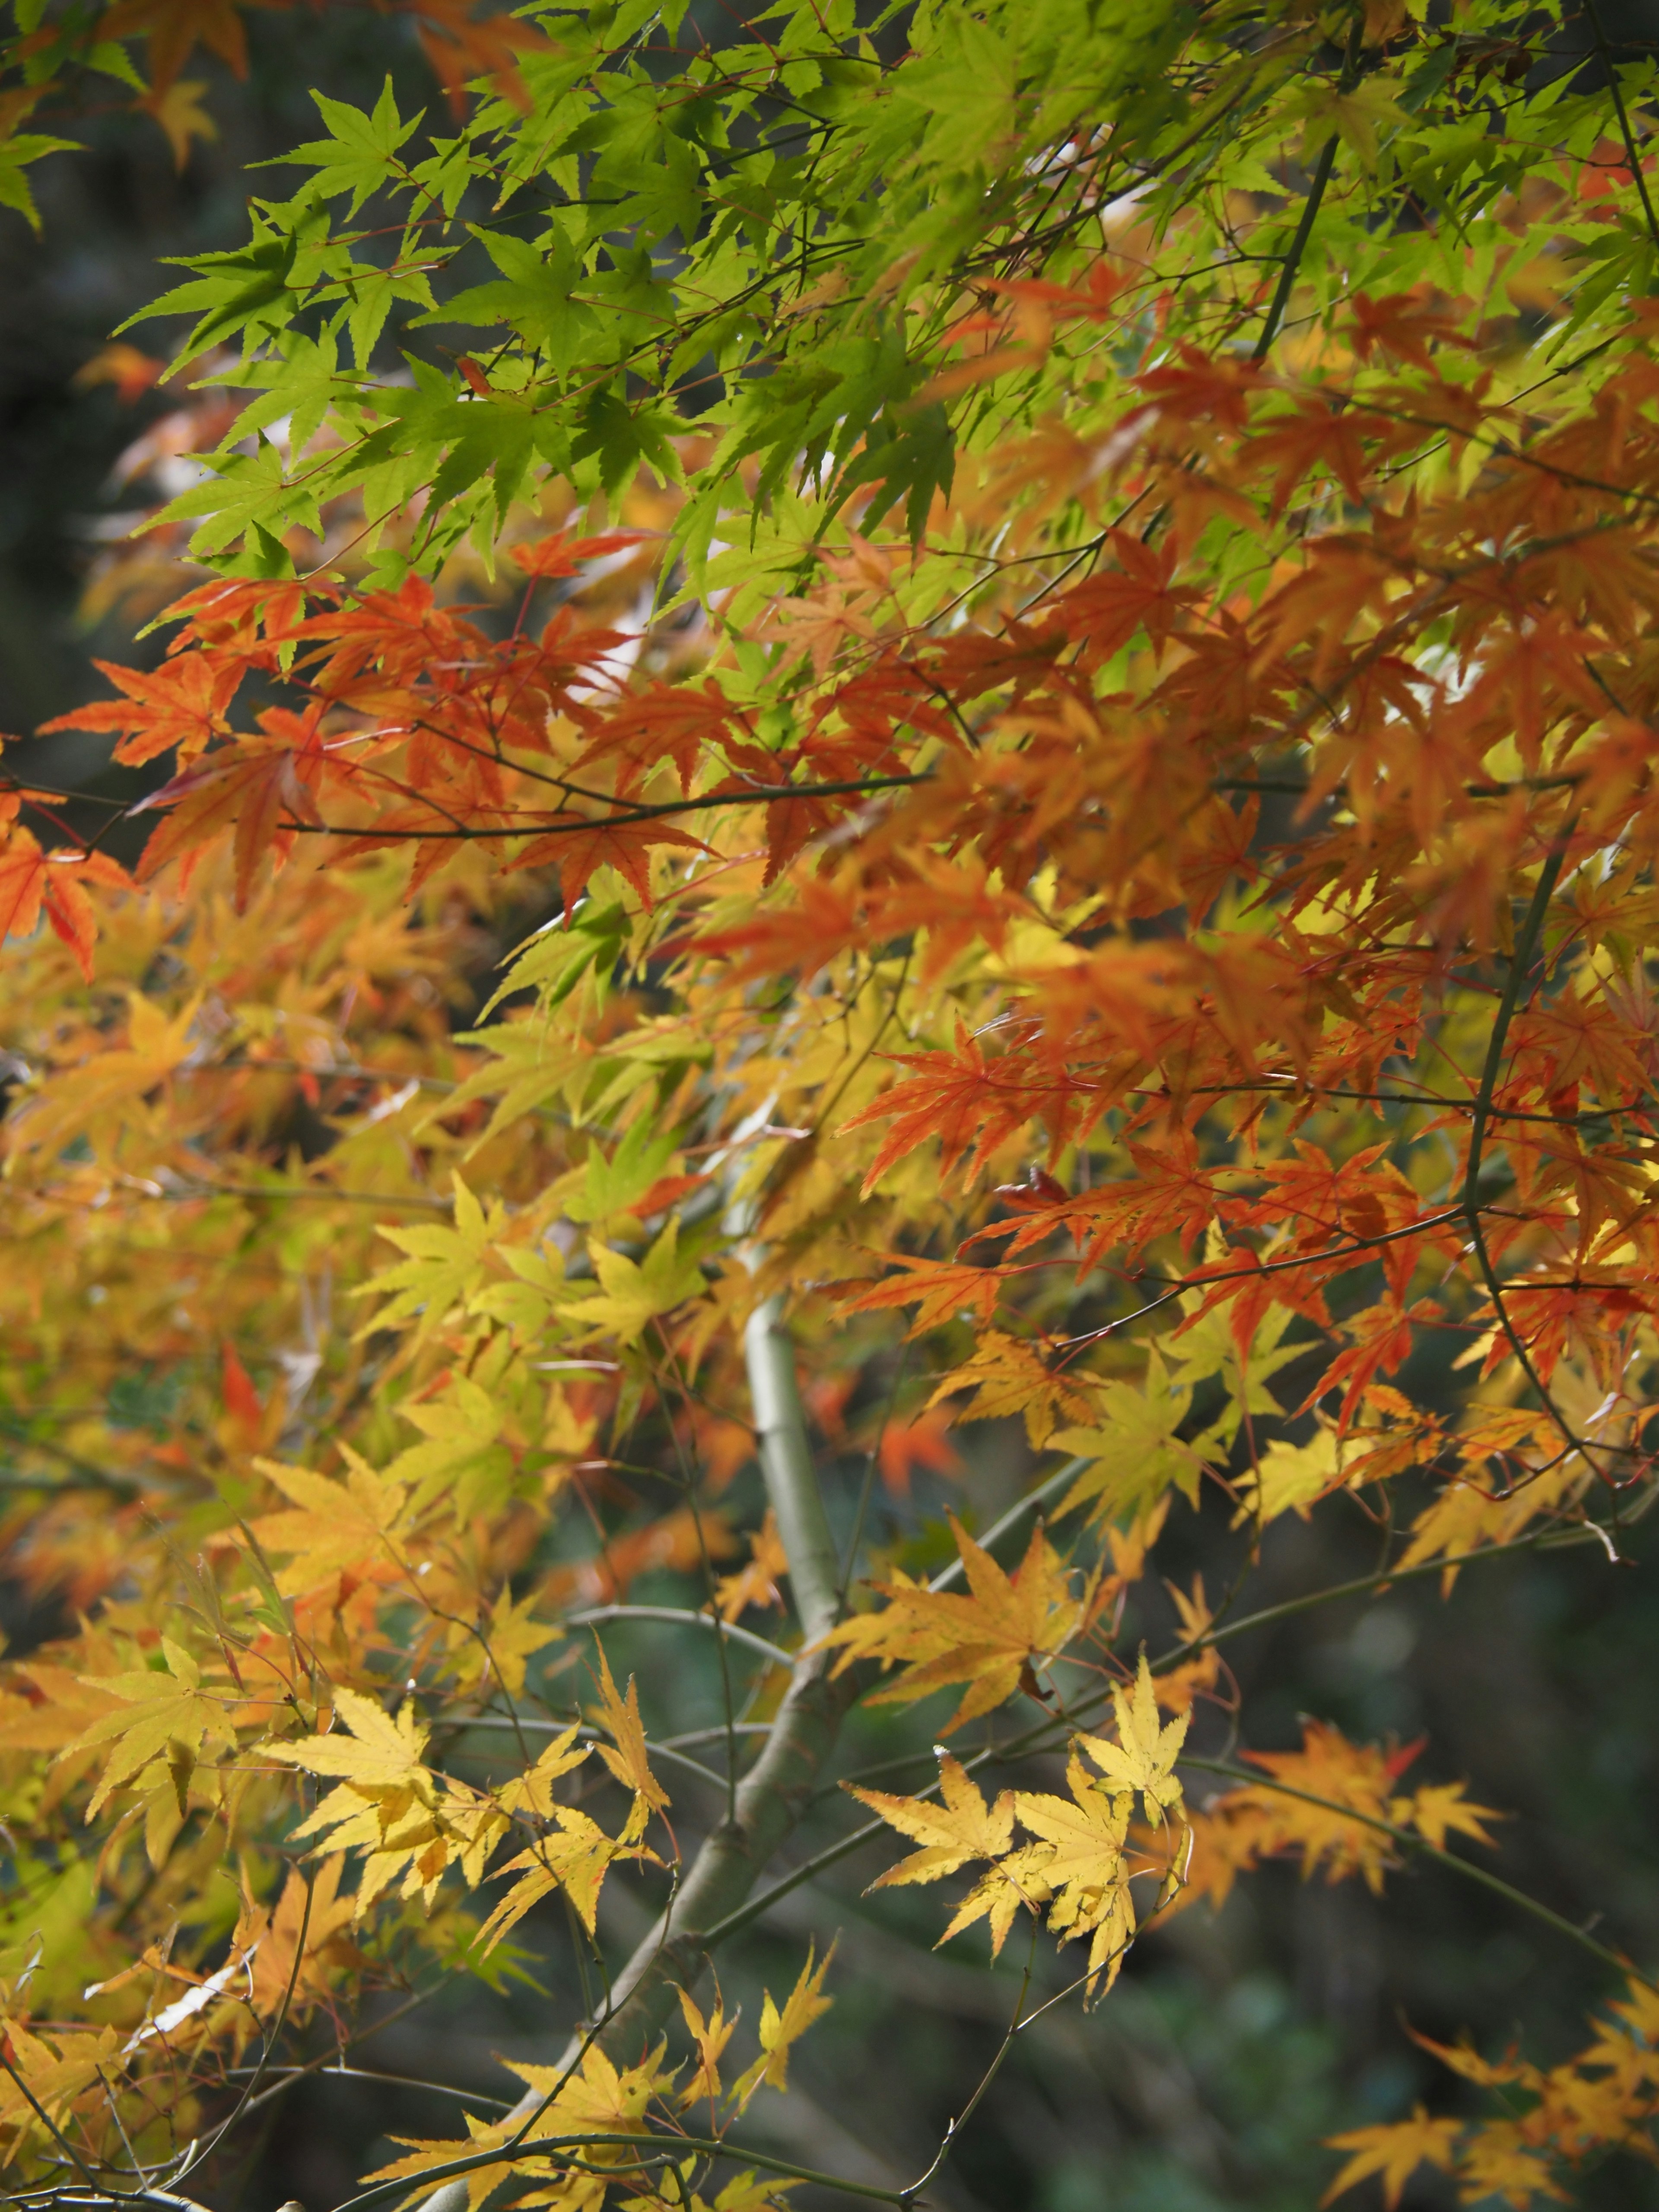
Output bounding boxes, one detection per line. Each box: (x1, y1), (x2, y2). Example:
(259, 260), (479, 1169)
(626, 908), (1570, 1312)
(1050, 1347), (1229, 1524)
(558, 1220), (706, 1347)
(272, 80), (424, 216)
(422, 225), (597, 373)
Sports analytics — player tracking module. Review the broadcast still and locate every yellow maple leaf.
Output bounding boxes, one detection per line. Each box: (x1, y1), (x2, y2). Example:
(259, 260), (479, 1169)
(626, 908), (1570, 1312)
(245, 1447), (413, 1595)
(588, 1643), (671, 1826)
(477, 1799), (654, 1950)
(939, 1840), (1058, 1957)
(69, 1636), (238, 1818)
(1014, 1753), (1138, 1993)
(147, 76), (217, 170)
(1322, 2110), (1462, 2208)
(1402, 1779), (1502, 1853)
(269, 1687), (507, 1915)
(371, 2044), (672, 2212)
(1231, 1427), (1346, 1527)
(0, 2019), (123, 2144)
(847, 1751), (1015, 1889)
(497, 1723), (591, 1818)
(557, 1220), (707, 1347)
(6, 990), (202, 1163)
(822, 1516), (1084, 1731)
(730, 1941), (835, 2110)
(357, 1173), (505, 1343)
(454, 1583), (562, 1700)
(677, 1985), (738, 2109)
(927, 1329), (1096, 1447)
(1076, 1653), (1189, 1825)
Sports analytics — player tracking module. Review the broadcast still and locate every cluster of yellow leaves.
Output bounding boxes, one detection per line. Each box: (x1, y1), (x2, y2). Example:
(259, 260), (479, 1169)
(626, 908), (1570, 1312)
(270, 1688), (518, 1918)
(822, 1518), (1088, 1730)
(369, 1953), (833, 2212)
(1325, 1979), (1659, 2209)
(850, 1659), (1188, 1996)
(267, 1646), (672, 1951)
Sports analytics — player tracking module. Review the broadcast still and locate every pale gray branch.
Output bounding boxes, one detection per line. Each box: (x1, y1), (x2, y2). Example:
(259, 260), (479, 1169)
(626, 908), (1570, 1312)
(413, 1294), (856, 2212)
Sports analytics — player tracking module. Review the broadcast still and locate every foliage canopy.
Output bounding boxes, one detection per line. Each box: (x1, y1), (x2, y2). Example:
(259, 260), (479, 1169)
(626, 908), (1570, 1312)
(0, 0), (1657, 2206)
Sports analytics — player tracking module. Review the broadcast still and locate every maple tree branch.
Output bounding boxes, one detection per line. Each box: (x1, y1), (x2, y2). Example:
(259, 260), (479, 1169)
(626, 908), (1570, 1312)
(1252, 130), (1339, 364)
(1580, 0), (1659, 254)
(1150, 1527), (1609, 1671)
(745, 1295), (841, 1647)
(277, 773), (931, 845)
(1460, 831), (1589, 1463)
(561, 1604), (798, 1673)
(413, 1297), (857, 2212)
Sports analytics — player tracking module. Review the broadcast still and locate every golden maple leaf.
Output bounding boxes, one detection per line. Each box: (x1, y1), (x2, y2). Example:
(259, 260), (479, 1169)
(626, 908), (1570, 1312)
(588, 1643), (671, 1827)
(927, 1329), (1096, 1447)
(1076, 1653), (1189, 1825)
(677, 1985), (739, 2109)
(847, 1751), (1015, 1889)
(730, 1942), (836, 2110)
(1014, 1752), (1139, 1994)
(246, 1447), (413, 1596)
(1322, 2110), (1462, 2209)
(822, 1516), (1084, 1731)
(475, 1804), (647, 1950)
(269, 1687), (507, 1915)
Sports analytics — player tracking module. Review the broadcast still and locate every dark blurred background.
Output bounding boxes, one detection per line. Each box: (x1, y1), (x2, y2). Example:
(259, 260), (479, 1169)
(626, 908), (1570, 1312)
(3, 12), (1656, 2210)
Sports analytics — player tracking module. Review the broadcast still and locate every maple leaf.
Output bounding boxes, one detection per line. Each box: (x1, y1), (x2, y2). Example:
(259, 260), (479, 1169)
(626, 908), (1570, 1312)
(1230, 1426), (1348, 1527)
(844, 1021), (1063, 1191)
(470, 1583), (563, 1700)
(1322, 2111), (1462, 2209)
(38, 647), (240, 764)
(512, 814), (709, 910)
(4, 988), (202, 1163)
(557, 1222), (708, 1348)
(245, 1449), (413, 1596)
(270, 1686), (507, 1913)
(247, 1854), (358, 2018)
(1050, 1345), (1229, 1524)
(67, 1637), (238, 1818)
(496, 1724), (591, 1821)
(822, 1517), (1084, 1731)
(711, 1508), (789, 1621)
(730, 1942), (835, 2110)
(146, 76), (218, 170)
(677, 1985), (739, 2109)
(1405, 1780), (1502, 1853)
(587, 1643), (670, 1828)
(927, 1330), (1095, 1448)
(100, 0), (252, 92)
(876, 1408), (964, 1497)
(847, 1752), (1015, 1891)
(1220, 1721), (1411, 1894)
(841, 1254), (1005, 1336)
(1014, 1753), (1138, 1994)
(475, 1802), (647, 1949)
(0, 833), (125, 982)
(1076, 1655), (1189, 1825)
(130, 739), (324, 910)
(358, 1174), (506, 1343)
